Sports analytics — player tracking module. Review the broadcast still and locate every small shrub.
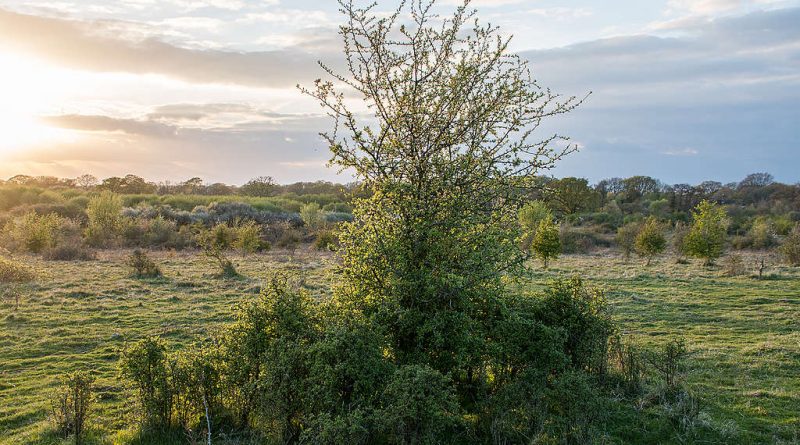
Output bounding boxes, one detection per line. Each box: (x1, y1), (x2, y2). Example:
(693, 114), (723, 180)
(530, 217), (560, 268)
(616, 222), (640, 261)
(685, 200), (728, 266)
(232, 219), (264, 256)
(635, 217), (667, 266)
(300, 202), (326, 230)
(314, 230), (339, 251)
(749, 217), (775, 250)
(43, 244), (96, 261)
(50, 371), (94, 444)
(780, 224), (800, 266)
(2, 212), (64, 253)
(722, 253), (746, 277)
(125, 250), (162, 278)
(119, 337), (173, 428)
(197, 225), (239, 278)
(646, 338), (688, 389)
(0, 256), (35, 284)
(85, 191), (124, 247)
(672, 222), (690, 263)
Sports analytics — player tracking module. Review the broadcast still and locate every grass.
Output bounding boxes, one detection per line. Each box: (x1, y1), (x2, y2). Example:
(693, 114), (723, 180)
(0, 249), (798, 444)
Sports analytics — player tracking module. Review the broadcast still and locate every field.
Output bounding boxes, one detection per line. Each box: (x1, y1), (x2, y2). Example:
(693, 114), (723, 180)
(1, 249), (798, 444)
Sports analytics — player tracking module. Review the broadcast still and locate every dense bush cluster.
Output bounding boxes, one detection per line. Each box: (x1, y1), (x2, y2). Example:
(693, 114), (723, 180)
(117, 276), (622, 443)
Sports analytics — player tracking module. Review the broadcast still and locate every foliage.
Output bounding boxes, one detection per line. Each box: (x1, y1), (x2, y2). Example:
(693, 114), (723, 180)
(50, 371), (94, 444)
(240, 176), (276, 197)
(672, 222), (690, 263)
(0, 256), (35, 283)
(232, 219), (265, 255)
(300, 202), (326, 231)
(2, 212), (66, 253)
(85, 191), (124, 247)
(531, 217), (561, 268)
(645, 338), (688, 389)
(685, 200), (728, 266)
(42, 243), (96, 261)
(749, 217), (775, 250)
(781, 224), (800, 266)
(118, 337), (173, 429)
(518, 200), (551, 249)
(196, 224), (238, 278)
(616, 222), (640, 261)
(314, 229), (339, 251)
(125, 249), (162, 278)
(722, 253), (746, 277)
(635, 217), (667, 265)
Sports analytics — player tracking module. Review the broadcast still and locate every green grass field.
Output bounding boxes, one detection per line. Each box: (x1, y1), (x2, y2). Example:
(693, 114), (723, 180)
(1, 250), (798, 444)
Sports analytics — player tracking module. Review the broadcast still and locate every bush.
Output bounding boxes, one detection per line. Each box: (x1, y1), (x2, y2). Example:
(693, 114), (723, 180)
(300, 202), (326, 230)
(646, 338), (688, 389)
(780, 224), (800, 266)
(119, 337), (173, 428)
(377, 365), (462, 444)
(85, 191), (124, 247)
(125, 250), (162, 278)
(672, 222), (690, 263)
(196, 225), (238, 278)
(232, 219), (265, 255)
(749, 217), (776, 250)
(635, 217), (667, 265)
(616, 222), (640, 261)
(722, 253), (746, 277)
(43, 244), (96, 261)
(50, 371), (94, 444)
(2, 212), (65, 253)
(686, 200), (728, 266)
(0, 256), (35, 284)
(314, 230), (339, 251)
(530, 217), (560, 268)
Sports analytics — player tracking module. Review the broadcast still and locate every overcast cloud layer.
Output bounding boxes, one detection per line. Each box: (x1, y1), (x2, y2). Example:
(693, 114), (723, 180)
(0, 0), (797, 185)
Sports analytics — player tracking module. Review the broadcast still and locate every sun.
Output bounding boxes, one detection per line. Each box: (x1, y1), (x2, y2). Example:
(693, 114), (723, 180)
(0, 52), (74, 153)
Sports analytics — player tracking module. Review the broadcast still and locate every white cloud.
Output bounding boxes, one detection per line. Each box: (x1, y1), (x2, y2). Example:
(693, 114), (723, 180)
(662, 148), (699, 156)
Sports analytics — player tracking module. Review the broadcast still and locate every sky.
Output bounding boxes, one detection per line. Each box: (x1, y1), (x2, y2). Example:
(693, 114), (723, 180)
(0, 0), (798, 186)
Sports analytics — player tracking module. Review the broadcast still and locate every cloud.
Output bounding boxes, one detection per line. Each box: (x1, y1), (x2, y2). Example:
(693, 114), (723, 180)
(521, 7), (800, 183)
(42, 114), (178, 137)
(0, 8), (336, 88)
(662, 148), (699, 156)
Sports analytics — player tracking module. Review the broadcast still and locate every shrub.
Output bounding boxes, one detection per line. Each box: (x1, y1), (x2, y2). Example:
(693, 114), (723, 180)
(0, 256), (35, 284)
(43, 244), (96, 261)
(50, 371), (94, 444)
(559, 224), (605, 254)
(780, 224), (800, 266)
(530, 217), (560, 268)
(646, 338), (688, 389)
(300, 202), (325, 230)
(749, 217), (775, 250)
(125, 250), (162, 278)
(314, 230), (339, 251)
(519, 200), (551, 248)
(119, 337), (173, 428)
(616, 222), (640, 261)
(232, 219), (264, 255)
(722, 253), (746, 277)
(2, 212), (64, 253)
(377, 365), (462, 444)
(196, 225), (238, 278)
(85, 191), (124, 247)
(635, 217), (667, 265)
(672, 222), (690, 263)
(685, 200), (728, 266)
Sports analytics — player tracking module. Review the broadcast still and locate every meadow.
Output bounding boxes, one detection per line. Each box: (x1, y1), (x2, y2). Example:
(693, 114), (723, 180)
(1, 249), (797, 444)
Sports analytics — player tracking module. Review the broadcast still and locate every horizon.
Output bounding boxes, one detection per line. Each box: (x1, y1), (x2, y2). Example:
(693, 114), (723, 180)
(0, 0), (798, 184)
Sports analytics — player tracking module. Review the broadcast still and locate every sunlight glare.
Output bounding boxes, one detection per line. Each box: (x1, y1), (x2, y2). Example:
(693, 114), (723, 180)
(0, 52), (75, 153)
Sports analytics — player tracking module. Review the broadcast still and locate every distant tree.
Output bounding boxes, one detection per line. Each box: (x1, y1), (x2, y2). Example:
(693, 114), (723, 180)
(635, 217), (666, 265)
(206, 182), (234, 196)
(621, 176), (660, 203)
(74, 174), (98, 189)
(240, 176), (276, 197)
(550, 177), (598, 214)
(738, 172), (774, 189)
(685, 200), (728, 266)
(181, 177), (204, 194)
(616, 222), (640, 261)
(530, 217), (561, 268)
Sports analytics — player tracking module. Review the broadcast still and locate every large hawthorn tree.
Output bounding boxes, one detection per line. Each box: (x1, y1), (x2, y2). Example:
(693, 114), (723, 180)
(305, 0), (584, 373)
